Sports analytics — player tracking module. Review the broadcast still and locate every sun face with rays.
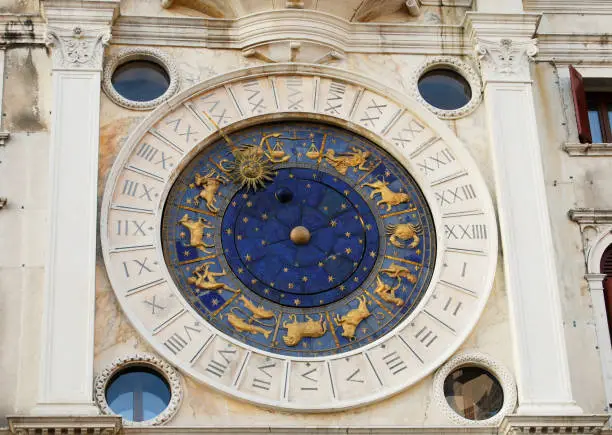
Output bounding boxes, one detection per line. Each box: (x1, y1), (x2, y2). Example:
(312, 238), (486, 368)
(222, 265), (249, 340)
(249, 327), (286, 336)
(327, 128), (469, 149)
(229, 146), (275, 191)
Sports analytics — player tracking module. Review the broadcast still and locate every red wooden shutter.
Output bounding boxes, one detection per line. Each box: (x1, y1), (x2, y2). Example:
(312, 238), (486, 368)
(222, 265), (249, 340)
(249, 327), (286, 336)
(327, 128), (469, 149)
(569, 65), (593, 144)
(600, 245), (612, 343)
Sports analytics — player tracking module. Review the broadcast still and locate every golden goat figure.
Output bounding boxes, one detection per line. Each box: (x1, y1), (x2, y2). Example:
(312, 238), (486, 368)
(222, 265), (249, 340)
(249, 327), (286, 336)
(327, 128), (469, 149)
(362, 179), (410, 212)
(282, 314), (327, 346)
(334, 295), (371, 340)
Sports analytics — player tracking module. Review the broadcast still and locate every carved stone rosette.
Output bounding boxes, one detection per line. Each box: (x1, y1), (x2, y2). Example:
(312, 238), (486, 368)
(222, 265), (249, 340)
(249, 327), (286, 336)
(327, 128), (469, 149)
(432, 350), (517, 426)
(45, 26), (111, 71)
(94, 353), (183, 426)
(474, 38), (538, 83)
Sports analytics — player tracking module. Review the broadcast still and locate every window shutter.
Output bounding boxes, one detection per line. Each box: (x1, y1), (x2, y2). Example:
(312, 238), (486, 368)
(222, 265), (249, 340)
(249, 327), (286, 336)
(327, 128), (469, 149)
(569, 65), (592, 144)
(600, 245), (612, 344)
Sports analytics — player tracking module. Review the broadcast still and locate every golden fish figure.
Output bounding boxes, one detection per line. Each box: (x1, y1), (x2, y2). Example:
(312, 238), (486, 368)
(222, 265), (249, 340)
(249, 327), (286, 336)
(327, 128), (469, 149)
(333, 295), (371, 340)
(239, 295), (274, 320)
(362, 179), (410, 212)
(193, 169), (228, 213)
(187, 262), (236, 293)
(282, 314), (327, 346)
(178, 214), (214, 253)
(227, 312), (271, 339)
(381, 263), (418, 284)
(386, 223), (421, 249)
(374, 275), (403, 307)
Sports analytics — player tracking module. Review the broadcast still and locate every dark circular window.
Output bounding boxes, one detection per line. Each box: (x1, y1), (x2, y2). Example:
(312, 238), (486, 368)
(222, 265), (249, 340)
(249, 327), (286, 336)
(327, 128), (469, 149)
(418, 69), (472, 111)
(111, 61), (170, 102)
(105, 366), (171, 422)
(443, 366), (503, 421)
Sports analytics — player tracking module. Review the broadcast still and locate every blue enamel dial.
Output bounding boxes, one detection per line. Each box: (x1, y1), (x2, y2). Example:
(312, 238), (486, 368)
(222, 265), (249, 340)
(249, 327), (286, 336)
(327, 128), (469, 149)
(162, 122), (436, 357)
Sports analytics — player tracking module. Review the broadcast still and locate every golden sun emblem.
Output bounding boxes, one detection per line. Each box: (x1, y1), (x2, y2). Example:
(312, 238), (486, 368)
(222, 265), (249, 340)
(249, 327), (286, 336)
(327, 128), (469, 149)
(228, 146), (275, 191)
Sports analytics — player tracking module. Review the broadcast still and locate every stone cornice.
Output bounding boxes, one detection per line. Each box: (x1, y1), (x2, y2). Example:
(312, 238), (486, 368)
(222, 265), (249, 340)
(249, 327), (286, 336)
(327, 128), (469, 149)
(463, 13), (542, 42)
(569, 208), (612, 225)
(7, 416), (122, 435)
(117, 428), (497, 434)
(111, 10), (465, 54)
(0, 14), (46, 46)
(42, 0), (120, 27)
(499, 415), (609, 435)
(524, 0), (612, 14)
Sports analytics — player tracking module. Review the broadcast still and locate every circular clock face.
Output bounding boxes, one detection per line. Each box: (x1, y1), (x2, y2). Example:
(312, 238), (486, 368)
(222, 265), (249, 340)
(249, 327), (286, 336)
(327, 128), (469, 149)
(101, 67), (497, 411)
(161, 122), (436, 357)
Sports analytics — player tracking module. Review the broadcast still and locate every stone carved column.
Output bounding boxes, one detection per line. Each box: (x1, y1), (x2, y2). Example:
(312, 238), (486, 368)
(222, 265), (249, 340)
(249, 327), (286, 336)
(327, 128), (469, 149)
(466, 14), (582, 416)
(34, 1), (119, 416)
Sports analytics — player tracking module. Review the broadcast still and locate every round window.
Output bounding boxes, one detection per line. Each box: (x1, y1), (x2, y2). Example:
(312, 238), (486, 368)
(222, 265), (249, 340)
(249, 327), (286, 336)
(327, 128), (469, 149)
(418, 69), (472, 111)
(111, 61), (171, 102)
(443, 366), (504, 421)
(105, 366), (171, 422)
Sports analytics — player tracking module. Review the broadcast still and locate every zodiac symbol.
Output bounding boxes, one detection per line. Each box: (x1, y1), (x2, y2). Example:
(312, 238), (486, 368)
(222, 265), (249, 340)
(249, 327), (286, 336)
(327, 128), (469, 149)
(226, 309), (272, 339)
(228, 146), (275, 191)
(192, 169), (228, 213)
(381, 263), (418, 284)
(386, 223), (421, 249)
(187, 262), (236, 293)
(282, 314), (327, 346)
(178, 214), (214, 253)
(333, 295), (371, 340)
(239, 295), (274, 320)
(307, 144), (372, 175)
(362, 179), (410, 212)
(260, 133), (291, 163)
(374, 275), (403, 307)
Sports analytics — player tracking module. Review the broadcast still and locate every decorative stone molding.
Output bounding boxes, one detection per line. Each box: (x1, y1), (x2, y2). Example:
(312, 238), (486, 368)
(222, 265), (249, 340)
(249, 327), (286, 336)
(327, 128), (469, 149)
(411, 56), (482, 119)
(474, 38), (538, 83)
(94, 353), (182, 426)
(499, 415), (609, 435)
(563, 142), (612, 157)
(102, 47), (180, 110)
(242, 40), (345, 65)
(45, 26), (111, 71)
(433, 351), (517, 426)
(7, 416), (122, 435)
(568, 208), (612, 267)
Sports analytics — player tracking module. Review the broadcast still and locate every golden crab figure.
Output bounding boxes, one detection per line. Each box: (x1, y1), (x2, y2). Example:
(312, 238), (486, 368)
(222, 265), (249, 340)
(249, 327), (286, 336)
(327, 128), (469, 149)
(228, 145), (275, 191)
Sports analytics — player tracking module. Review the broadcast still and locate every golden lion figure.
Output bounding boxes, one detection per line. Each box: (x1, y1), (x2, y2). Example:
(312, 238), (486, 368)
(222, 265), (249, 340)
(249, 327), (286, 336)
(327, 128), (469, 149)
(362, 179), (410, 212)
(381, 263), (418, 284)
(239, 295), (274, 320)
(193, 170), (228, 213)
(374, 275), (403, 307)
(386, 223), (421, 249)
(334, 295), (371, 340)
(227, 312), (271, 339)
(187, 262), (236, 293)
(178, 214), (214, 253)
(282, 314), (327, 346)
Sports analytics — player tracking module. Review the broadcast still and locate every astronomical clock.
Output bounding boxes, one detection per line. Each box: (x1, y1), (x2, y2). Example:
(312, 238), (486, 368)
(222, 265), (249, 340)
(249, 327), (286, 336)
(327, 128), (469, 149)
(101, 66), (497, 411)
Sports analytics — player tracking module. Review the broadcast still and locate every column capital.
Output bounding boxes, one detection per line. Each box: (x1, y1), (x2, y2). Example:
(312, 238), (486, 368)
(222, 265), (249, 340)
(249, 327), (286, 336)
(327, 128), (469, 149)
(464, 13), (541, 83)
(43, 0), (120, 71)
(586, 273), (607, 289)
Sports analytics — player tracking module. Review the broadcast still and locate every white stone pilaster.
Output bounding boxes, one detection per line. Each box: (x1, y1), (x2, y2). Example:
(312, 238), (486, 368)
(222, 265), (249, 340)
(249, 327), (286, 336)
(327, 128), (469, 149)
(34, 1), (119, 416)
(585, 273), (612, 409)
(466, 13), (582, 416)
